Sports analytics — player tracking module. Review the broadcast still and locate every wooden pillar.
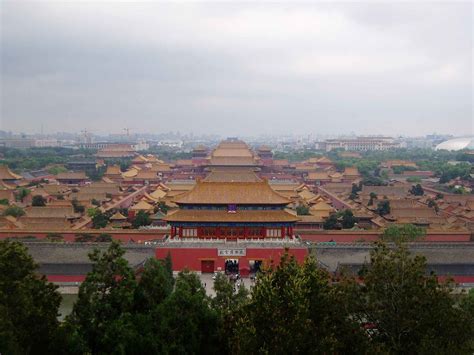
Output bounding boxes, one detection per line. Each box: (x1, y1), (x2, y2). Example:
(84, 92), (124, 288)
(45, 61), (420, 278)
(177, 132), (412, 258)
(281, 226), (285, 238)
(244, 227), (248, 239)
(178, 227), (183, 238)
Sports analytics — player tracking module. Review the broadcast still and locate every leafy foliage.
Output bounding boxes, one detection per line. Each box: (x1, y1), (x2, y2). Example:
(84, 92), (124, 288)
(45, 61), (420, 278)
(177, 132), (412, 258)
(410, 183), (424, 196)
(0, 240), (62, 355)
(157, 201), (169, 214)
(66, 241), (137, 354)
(71, 198), (85, 213)
(155, 271), (220, 354)
(90, 210), (108, 229)
(64, 242), (217, 354)
(3, 240), (474, 354)
(341, 209), (357, 229)
(132, 210), (151, 228)
(376, 200), (391, 216)
(0, 147), (95, 171)
(16, 187), (30, 202)
(381, 224), (426, 243)
(32, 195), (47, 206)
(232, 254), (369, 353)
(3, 205), (25, 218)
(323, 213), (341, 230)
(356, 242), (474, 353)
(296, 204), (310, 215)
(212, 273), (249, 353)
(323, 210), (357, 229)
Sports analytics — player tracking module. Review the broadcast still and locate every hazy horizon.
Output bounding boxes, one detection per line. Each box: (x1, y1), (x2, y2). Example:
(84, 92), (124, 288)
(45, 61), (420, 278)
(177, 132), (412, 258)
(1, 2), (473, 137)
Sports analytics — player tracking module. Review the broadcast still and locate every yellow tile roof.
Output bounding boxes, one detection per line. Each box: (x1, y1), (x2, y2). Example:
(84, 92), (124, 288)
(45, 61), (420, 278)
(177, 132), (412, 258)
(122, 168), (139, 178)
(164, 209), (299, 223)
(174, 180), (291, 205)
(130, 200), (155, 211)
(0, 165), (22, 180)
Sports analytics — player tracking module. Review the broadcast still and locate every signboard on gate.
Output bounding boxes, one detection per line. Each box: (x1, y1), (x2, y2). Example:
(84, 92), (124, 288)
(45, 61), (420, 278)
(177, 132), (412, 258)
(218, 248), (246, 257)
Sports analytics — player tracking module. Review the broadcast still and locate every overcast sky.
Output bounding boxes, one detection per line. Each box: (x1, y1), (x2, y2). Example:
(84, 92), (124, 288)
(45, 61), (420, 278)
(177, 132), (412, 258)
(1, 1), (472, 137)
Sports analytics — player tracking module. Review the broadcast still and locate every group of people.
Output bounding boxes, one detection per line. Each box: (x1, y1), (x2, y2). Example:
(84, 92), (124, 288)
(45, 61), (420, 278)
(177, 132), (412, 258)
(225, 259), (239, 274)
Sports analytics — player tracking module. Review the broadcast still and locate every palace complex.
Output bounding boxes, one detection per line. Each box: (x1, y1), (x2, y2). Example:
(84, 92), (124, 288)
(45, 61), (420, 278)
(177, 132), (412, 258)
(1, 138), (474, 282)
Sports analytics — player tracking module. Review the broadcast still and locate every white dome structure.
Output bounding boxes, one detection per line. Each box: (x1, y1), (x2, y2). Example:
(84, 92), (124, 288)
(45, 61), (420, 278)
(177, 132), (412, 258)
(435, 137), (474, 151)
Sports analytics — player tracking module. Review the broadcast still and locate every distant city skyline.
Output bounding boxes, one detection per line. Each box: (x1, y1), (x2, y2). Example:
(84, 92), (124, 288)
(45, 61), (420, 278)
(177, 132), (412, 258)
(0, 128), (460, 142)
(1, 2), (472, 136)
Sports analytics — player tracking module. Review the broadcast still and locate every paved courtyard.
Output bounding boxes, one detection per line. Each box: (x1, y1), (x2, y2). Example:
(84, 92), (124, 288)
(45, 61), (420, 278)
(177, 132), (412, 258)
(198, 273), (255, 297)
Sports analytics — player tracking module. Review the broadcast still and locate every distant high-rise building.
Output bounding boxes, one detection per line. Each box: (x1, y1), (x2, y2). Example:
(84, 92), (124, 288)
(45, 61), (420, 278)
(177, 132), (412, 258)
(316, 137), (401, 151)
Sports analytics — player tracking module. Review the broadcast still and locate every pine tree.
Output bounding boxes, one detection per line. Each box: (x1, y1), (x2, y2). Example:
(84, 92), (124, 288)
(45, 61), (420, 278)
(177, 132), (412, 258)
(0, 240), (62, 355)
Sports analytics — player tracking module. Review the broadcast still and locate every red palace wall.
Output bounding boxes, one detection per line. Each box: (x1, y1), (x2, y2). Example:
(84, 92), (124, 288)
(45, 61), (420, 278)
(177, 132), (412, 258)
(0, 230), (168, 243)
(155, 247), (309, 273)
(438, 276), (474, 284)
(300, 231), (472, 243)
(47, 275), (86, 283)
(1, 229), (469, 243)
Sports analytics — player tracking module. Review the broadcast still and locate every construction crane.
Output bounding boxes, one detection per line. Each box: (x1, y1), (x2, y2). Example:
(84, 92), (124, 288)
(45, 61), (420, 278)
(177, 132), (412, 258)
(123, 128), (133, 138)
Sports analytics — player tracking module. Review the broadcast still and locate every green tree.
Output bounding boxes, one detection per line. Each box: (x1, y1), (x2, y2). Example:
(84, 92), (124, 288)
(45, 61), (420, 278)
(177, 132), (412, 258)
(66, 241), (137, 354)
(296, 204), (310, 215)
(341, 209), (357, 229)
(232, 254), (369, 354)
(155, 270), (220, 354)
(31, 195), (47, 206)
(357, 242), (474, 353)
(157, 201), (169, 214)
(164, 251), (173, 281)
(410, 183), (424, 196)
(381, 224), (426, 243)
(86, 166), (106, 182)
(351, 182), (361, 194)
(0, 240), (62, 355)
(368, 192), (377, 206)
(132, 210), (151, 228)
(212, 273), (249, 353)
(16, 187), (30, 202)
(135, 258), (174, 311)
(86, 207), (99, 218)
(376, 199), (390, 216)
(0, 198), (9, 206)
(323, 213), (341, 230)
(3, 205), (25, 218)
(91, 210), (108, 229)
(427, 199), (439, 213)
(71, 198), (85, 213)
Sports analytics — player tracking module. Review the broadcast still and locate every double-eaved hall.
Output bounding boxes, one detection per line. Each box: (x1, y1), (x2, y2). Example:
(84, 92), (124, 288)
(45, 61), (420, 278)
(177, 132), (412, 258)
(156, 139), (306, 275)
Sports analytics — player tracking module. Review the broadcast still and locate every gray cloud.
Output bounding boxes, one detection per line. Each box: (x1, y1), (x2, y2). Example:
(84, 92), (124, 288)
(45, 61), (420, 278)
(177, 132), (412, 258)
(1, 1), (472, 136)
